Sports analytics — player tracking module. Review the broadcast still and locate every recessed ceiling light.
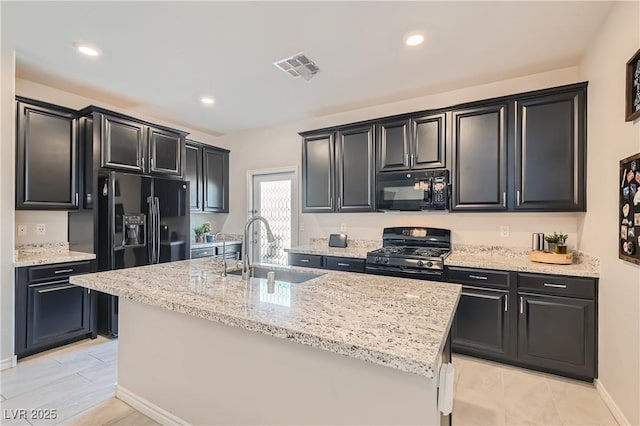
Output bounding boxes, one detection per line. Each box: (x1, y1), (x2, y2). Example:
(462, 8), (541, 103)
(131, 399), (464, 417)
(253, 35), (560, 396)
(73, 43), (101, 57)
(405, 34), (425, 47)
(201, 96), (215, 105)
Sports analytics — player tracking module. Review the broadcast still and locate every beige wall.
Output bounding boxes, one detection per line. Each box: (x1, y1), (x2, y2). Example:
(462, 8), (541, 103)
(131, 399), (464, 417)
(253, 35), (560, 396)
(579, 2), (640, 424)
(1, 49), (16, 366)
(216, 66), (585, 248)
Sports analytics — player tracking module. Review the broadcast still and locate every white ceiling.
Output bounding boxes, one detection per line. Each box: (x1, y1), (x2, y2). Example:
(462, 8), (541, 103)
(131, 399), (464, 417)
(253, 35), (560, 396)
(2, 1), (613, 135)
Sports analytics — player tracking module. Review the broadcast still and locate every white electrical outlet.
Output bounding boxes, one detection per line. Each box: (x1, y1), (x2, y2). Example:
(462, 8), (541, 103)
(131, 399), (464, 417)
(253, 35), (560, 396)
(36, 223), (46, 235)
(340, 223), (347, 233)
(299, 222), (305, 232)
(500, 226), (510, 238)
(17, 224), (27, 236)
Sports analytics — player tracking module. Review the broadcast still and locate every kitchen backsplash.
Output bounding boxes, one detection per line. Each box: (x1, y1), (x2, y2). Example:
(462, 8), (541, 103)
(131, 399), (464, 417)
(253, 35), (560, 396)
(15, 211), (68, 245)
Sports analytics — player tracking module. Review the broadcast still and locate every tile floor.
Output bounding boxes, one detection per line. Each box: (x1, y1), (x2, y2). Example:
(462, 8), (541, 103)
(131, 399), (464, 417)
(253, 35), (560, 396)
(0, 337), (618, 425)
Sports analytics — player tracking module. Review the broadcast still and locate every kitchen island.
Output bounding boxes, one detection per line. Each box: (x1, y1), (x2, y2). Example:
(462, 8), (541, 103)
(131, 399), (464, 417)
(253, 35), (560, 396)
(70, 258), (461, 425)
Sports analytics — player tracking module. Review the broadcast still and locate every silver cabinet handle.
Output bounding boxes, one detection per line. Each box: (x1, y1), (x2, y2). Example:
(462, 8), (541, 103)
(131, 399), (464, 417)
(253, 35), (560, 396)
(330, 197), (333, 208)
(543, 282), (567, 288)
(75, 192), (79, 206)
(337, 263), (350, 267)
(517, 190), (521, 206)
(410, 154), (415, 168)
(504, 294), (508, 312)
(502, 191), (506, 207)
(468, 274), (488, 280)
(338, 197), (341, 207)
(520, 297), (524, 314)
(40, 284), (77, 292)
(404, 154), (410, 167)
(54, 268), (74, 274)
(300, 259), (310, 263)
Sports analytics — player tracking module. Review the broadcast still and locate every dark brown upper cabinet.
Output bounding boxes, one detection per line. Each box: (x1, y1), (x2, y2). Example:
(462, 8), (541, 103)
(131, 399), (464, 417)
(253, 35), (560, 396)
(148, 127), (183, 176)
(377, 112), (446, 172)
(451, 103), (508, 211)
(100, 114), (145, 172)
(16, 98), (79, 210)
(514, 85), (586, 211)
(302, 132), (335, 212)
(302, 126), (376, 213)
(335, 125), (375, 212)
(185, 142), (203, 211)
(203, 146), (229, 213)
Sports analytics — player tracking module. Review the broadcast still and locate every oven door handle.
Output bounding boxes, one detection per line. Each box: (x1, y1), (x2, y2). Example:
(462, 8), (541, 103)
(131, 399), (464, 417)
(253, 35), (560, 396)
(365, 265), (443, 277)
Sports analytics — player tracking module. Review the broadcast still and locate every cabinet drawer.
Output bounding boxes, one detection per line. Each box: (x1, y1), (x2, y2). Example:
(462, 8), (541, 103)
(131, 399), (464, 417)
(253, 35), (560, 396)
(29, 261), (94, 281)
(517, 273), (595, 299)
(446, 267), (510, 288)
(216, 243), (241, 257)
(191, 248), (215, 259)
(324, 256), (365, 273)
(288, 253), (323, 268)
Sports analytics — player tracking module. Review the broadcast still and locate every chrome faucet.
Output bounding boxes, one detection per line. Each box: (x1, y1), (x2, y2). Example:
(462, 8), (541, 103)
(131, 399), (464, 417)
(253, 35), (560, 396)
(243, 215), (275, 280)
(214, 231), (227, 277)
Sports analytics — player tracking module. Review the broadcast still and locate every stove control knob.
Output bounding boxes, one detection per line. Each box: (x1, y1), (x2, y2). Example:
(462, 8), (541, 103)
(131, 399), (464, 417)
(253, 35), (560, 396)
(383, 257), (389, 264)
(416, 260), (424, 267)
(426, 261), (434, 268)
(375, 257), (381, 263)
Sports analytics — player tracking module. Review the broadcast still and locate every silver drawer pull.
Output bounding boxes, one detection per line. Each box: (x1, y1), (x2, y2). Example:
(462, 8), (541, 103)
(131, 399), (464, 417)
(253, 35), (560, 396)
(300, 259), (310, 263)
(337, 263), (350, 267)
(543, 282), (567, 288)
(54, 268), (74, 274)
(41, 284), (77, 292)
(469, 274), (488, 280)
(520, 297), (524, 314)
(504, 294), (508, 312)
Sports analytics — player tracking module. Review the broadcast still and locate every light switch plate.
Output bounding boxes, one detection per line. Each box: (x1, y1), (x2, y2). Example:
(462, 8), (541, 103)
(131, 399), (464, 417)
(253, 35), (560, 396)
(500, 226), (510, 238)
(17, 224), (27, 236)
(36, 223), (46, 235)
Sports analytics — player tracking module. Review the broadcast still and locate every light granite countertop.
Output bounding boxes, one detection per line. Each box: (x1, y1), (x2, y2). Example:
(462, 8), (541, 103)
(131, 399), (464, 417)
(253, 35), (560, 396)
(445, 245), (600, 278)
(14, 243), (96, 268)
(191, 240), (242, 249)
(286, 238), (380, 259)
(70, 258), (461, 378)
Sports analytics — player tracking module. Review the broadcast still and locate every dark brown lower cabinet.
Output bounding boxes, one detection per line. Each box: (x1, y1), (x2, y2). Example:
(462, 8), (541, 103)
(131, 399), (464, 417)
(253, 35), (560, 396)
(517, 293), (595, 380)
(452, 286), (511, 359)
(15, 261), (97, 359)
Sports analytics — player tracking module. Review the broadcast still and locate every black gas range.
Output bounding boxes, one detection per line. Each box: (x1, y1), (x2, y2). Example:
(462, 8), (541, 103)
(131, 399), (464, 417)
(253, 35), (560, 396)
(365, 227), (451, 281)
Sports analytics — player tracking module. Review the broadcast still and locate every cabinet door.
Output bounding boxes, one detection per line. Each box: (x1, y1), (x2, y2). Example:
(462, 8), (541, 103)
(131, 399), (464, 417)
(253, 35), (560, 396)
(101, 115), (145, 172)
(452, 286), (511, 359)
(451, 104), (508, 211)
(377, 118), (410, 172)
(411, 112), (446, 169)
(336, 125), (375, 212)
(27, 280), (91, 348)
(518, 293), (595, 379)
(203, 148), (229, 212)
(185, 143), (203, 211)
(515, 87), (586, 211)
(16, 101), (78, 209)
(302, 133), (335, 212)
(148, 127), (183, 176)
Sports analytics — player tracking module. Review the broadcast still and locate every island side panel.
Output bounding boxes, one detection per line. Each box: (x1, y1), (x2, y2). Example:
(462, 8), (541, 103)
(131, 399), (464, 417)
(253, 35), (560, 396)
(117, 298), (443, 425)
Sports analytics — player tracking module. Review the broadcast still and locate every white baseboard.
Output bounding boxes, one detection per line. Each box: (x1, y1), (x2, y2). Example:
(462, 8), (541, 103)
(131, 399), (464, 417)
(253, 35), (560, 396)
(595, 379), (631, 426)
(0, 355), (17, 371)
(116, 384), (190, 426)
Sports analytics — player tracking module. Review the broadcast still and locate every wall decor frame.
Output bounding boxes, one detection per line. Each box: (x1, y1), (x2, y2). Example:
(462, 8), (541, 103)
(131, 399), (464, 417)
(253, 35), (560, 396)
(625, 48), (640, 122)
(619, 152), (640, 265)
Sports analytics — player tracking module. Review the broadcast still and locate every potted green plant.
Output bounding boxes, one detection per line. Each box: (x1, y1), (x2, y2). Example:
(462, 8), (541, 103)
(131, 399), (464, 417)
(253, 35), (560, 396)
(202, 223), (214, 242)
(545, 232), (568, 254)
(193, 225), (205, 243)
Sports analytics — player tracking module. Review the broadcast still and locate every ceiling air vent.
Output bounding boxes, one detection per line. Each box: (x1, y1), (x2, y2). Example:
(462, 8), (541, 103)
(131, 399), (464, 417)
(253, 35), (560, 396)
(273, 52), (320, 81)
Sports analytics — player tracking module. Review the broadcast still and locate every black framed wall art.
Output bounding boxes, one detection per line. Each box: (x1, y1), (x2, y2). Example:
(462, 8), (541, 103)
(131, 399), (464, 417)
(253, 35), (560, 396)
(620, 152), (640, 264)
(625, 48), (640, 122)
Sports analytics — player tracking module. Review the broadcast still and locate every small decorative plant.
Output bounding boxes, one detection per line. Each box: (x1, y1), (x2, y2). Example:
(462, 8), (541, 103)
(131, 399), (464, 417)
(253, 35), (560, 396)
(201, 222), (212, 235)
(193, 225), (206, 242)
(545, 232), (568, 253)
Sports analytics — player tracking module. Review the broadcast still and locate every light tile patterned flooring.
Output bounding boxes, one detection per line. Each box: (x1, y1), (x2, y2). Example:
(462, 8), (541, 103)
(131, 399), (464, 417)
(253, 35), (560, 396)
(0, 337), (618, 425)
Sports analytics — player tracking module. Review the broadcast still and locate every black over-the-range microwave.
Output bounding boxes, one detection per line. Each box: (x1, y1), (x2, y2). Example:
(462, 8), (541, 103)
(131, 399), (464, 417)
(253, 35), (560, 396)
(376, 169), (450, 211)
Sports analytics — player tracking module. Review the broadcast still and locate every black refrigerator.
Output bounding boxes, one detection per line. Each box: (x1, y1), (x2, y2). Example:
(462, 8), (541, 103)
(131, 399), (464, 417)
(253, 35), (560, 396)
(96, 172), (190, 336)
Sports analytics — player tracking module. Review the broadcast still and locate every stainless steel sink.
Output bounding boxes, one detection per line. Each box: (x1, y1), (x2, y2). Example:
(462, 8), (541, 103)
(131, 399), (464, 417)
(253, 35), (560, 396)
(228, 266), (323, 283)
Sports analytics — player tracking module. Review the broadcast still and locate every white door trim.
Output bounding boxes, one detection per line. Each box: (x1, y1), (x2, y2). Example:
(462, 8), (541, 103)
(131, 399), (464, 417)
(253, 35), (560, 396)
(246, 166), (299, 249)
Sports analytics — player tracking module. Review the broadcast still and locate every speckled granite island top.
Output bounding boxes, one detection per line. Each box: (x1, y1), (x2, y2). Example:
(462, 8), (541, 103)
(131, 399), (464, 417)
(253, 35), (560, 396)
(70, 258), (461, 378)
(14, 243), (96, 267)
(285, 238), (380, 259)
(446, 245), (600, 278)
